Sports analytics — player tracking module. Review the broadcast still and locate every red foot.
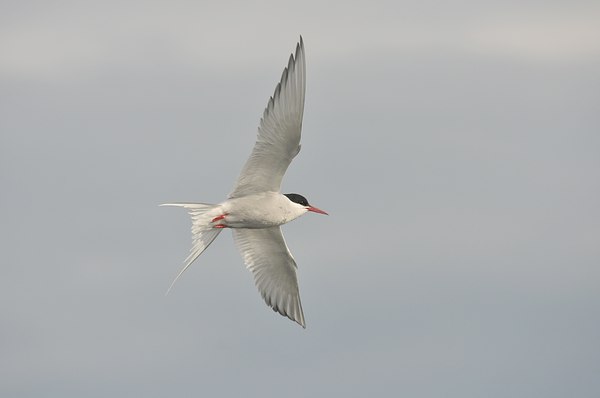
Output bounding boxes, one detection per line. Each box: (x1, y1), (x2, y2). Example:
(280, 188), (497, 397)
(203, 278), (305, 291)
(214, 224), (227, 229)
(211, 213), (228, 222)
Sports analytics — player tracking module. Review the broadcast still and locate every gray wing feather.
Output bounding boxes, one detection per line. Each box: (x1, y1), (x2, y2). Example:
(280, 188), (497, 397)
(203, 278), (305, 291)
(229, 37), (306, 198)
(232, 227), (306, 328)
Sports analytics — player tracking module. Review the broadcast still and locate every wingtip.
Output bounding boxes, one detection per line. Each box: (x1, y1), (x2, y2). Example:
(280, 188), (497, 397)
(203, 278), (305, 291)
(288, 313), (306, 329)
(297, 311), (306, 328)
(297, 36), (304, 56)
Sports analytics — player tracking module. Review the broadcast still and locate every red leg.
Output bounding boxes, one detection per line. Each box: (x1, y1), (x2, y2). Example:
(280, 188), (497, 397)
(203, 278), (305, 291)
(211, 213), (228, 223)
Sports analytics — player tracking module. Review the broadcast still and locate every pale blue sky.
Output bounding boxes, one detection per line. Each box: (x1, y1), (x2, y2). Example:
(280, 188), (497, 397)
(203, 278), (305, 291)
(1, 1), (599, 397)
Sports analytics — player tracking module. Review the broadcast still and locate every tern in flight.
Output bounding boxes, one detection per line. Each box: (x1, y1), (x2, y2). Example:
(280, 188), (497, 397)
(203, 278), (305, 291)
(162, 37), (327, 328)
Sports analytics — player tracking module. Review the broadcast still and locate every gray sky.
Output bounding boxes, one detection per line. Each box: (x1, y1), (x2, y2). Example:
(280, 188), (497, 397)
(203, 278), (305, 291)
(2, 1), (599, 397)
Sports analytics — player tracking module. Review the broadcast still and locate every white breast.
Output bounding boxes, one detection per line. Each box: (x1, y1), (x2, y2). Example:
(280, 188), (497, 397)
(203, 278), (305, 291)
(221, 192), (307, 229)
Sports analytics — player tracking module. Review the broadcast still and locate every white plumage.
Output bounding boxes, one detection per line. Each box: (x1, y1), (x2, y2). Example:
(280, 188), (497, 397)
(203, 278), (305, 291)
(162, 37), (327, 328)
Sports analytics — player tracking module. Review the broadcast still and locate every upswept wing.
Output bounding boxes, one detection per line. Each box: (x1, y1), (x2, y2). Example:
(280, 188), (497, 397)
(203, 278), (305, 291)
(229, 37), (306, 198)
(232, 227), (305, 328)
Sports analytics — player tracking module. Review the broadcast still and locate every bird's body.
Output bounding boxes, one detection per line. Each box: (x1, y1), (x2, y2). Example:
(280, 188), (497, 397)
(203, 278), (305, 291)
(216, 192), (310, 229)
(162, 37), (326, 328)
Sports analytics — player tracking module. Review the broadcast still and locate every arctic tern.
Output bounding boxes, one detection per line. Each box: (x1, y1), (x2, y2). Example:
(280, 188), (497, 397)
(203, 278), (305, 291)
(162, 37), (326, 328)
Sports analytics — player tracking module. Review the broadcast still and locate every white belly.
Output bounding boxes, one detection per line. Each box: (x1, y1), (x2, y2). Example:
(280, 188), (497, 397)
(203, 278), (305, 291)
(219, 192), (305, 229)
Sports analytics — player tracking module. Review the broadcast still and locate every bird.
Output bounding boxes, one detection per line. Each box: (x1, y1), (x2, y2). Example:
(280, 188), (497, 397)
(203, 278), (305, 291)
(161, 37), (327, 328)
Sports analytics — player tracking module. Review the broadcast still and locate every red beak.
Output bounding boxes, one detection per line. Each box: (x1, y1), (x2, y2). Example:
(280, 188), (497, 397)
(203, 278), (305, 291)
(307, 206), (328, 215)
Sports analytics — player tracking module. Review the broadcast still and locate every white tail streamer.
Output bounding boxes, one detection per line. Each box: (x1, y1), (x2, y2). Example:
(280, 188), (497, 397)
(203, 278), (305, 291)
(160, 203), (222, 294)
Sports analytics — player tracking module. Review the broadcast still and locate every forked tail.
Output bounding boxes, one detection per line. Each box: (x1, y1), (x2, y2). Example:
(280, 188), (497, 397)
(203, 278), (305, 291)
(160, 202), (223, 294)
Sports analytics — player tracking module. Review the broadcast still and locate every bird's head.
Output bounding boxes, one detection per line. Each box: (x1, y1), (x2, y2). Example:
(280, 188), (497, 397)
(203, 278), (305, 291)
(284, 193), (328, 215)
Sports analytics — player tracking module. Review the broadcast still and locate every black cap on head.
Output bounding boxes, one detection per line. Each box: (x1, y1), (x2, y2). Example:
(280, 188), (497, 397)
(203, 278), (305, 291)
(284, 193), (309, 206)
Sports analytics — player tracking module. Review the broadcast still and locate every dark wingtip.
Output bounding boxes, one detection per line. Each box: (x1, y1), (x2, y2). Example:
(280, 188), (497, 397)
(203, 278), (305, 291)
(297, 36), (304, 56)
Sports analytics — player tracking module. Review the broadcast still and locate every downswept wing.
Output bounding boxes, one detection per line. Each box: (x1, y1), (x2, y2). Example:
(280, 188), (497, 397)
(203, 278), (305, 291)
(232, 227), (305, 328)
(229, 37), (306, 198)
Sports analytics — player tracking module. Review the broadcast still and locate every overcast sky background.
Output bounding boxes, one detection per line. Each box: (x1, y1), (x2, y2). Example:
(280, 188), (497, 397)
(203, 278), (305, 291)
(2, 1), (599, 397)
